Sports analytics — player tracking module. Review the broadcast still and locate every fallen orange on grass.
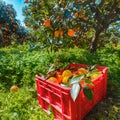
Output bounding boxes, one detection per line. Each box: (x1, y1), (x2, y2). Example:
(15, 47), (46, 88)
(68, 29), (75, 37)
(44, 19), (51, 27)
(10, 85), (19, 92)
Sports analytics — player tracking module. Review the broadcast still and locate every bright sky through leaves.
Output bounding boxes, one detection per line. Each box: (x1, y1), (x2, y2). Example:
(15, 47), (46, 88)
(3, 0), (25, 25)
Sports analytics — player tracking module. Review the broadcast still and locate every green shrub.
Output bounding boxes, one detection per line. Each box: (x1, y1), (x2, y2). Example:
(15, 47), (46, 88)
(0, 87), (54, 120)
(56, 45), (120, 84)
(0, 45), (55, 88)
(0, 44), (120, 120)
(0, 44), (120, 90)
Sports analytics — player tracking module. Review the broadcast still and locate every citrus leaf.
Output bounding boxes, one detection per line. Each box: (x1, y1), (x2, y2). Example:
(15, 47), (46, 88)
(87, 64), (97, 71)
(85, 78), (94, 86)
(90, 64), (97, 70)
(69, 75), (84, 84)
(70, 83), (81, 101)
(83, 85), (94, 101)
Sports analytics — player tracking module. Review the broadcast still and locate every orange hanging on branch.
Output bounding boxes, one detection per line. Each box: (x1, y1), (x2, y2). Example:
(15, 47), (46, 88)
(75, 12), (79, 17)
(24, 0), (28, 3)
(54, 30), (64, 37)
(44, 19), (51, 27)
(68, 29), (75, 37)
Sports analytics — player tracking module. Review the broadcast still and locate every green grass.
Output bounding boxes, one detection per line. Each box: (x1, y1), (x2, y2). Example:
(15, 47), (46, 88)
(0, 87), (54, 120)
(0, 44), (120, 120)
(0, 85), (119, 120)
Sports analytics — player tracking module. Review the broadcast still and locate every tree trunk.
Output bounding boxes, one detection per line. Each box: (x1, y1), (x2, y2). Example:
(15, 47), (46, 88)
(90, 31), (101, 53)
(0, 29), (4, 46)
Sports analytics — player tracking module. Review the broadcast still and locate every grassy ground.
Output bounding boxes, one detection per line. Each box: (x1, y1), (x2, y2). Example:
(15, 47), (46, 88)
(0, 44), (120, 120)
(0, 87), (54, 120)
(0, 84), (120, 120)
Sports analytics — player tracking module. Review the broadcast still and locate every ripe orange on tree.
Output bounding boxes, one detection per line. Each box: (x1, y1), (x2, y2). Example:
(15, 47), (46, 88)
(54, 30), (64, 37)
(24, 0), (28, 3)
(68, 29), (75, 37)
(60, 30), (64, 36)
(75, 12), (79, 17)
(25, 23), (30, 27)
(54, 31), (59, 37)
(44, 19), (51, 27)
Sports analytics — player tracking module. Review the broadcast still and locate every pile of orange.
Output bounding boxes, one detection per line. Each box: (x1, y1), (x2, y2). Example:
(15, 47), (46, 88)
(47, 67), (89, 86)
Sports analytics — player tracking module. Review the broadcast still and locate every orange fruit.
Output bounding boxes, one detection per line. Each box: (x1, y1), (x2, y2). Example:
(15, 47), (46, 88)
(54, 30), (64, 37)
(76, 27), (80, 31)
(83, 16), (88, 20)
(56, 75), (62, 84)
(62, 70), (72, 83)
(75, 68), (88, 75)
(10, 14), (14, 18)
(79, 81), (85, 86)
(25, 23), (30, 27)
(48, 77), (59, 84)
(90, 71), (101, 80)
(62, 70), (72, 77)
(60, 30), (64, 36)
(62, 76), (70, 83)
(10, 85), (19, 92)
(75, 12), (79, 17)
(80, 9), (85, 14)
(68, 29), (75, 37)
(44, 19), (51, 27)
(24, 0), (28, 3)
(54, 31), (59, 37)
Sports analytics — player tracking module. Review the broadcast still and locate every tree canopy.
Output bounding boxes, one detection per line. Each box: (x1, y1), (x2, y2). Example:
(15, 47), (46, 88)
(0, 0), (28, 47)
(23, 0), (120, 52)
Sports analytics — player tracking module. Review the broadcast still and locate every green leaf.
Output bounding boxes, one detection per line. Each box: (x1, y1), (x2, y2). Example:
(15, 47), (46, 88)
(69, 75), (84, 84)
(87, 64), (97, 71)
(83, 85), (94, 101)
(70, 83), (81, 101)
(85, 78), (94, 86)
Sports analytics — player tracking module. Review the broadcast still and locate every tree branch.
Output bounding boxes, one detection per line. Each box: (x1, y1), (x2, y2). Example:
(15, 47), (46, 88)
(99, 0), (106, 7)
(89, 4), (102, 23)
(109, 18), (120, 24)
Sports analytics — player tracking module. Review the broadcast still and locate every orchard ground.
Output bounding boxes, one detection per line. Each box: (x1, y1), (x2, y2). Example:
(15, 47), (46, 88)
(0, 44), (120, 120)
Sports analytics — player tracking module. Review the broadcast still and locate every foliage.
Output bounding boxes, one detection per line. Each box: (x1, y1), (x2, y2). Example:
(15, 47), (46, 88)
(23, 0), (120, 52)
(0, 87), (54, 120)
(0, 44), (120, 119)
(0, 0), (28, 47)
(0, 44), (54, 88)
(55, 44), (120, 83)
(0, 44), (120, 89)
(0, 86), (120, 120)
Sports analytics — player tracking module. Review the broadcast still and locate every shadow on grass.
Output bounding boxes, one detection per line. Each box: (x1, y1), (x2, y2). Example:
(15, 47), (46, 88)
(84, 83), (120, 120)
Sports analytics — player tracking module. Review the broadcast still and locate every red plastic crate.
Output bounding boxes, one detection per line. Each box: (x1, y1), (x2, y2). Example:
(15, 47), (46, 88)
(36, 64), (108, 120)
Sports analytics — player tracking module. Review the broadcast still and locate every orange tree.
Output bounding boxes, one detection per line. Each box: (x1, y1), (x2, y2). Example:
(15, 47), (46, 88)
(23, 0), (120, 52)
(0, 0), (28, 47)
